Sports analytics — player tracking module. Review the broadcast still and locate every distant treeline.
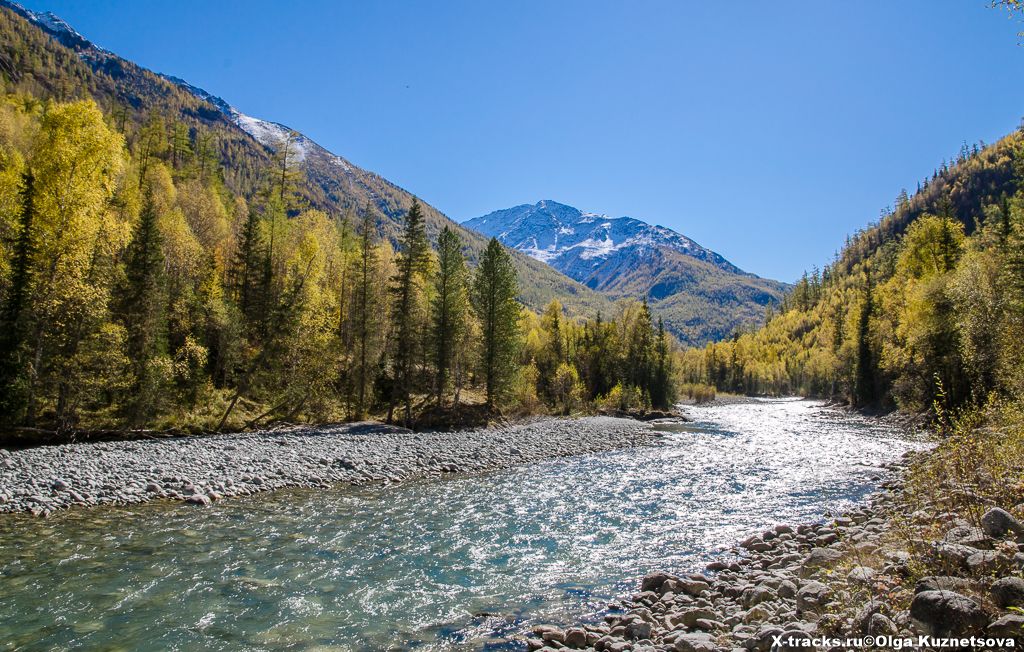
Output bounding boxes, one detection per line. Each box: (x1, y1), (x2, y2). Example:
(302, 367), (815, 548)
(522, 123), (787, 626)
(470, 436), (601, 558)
(679, 129), (1024, 416)
(0, 96), (678, 434)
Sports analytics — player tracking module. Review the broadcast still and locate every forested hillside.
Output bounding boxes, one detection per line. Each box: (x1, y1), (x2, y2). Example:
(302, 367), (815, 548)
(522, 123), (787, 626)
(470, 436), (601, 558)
(0, 6), (679, 435)
(0, 2), (611, 318)
(680, 127), (1024, 417)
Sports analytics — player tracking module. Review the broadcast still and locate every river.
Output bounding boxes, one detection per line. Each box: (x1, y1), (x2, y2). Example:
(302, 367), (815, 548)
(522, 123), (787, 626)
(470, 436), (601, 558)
(0, 398), (926, 651)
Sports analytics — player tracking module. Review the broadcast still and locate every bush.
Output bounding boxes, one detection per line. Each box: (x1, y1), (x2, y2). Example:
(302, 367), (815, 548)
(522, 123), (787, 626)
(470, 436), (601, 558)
(680, 383), (716, 404)
(596, 383), (649, 413)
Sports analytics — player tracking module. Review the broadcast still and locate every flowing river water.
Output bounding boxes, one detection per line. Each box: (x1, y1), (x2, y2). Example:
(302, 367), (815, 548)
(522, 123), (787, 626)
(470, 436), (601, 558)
(0, 398), (927, 651)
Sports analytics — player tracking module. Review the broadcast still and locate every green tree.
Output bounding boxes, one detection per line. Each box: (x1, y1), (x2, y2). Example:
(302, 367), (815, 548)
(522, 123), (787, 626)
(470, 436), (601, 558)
(119, 191), (167, 422)
(0, 171), (35, 423)
(232, 205), (266, 331)
(430, 226), (470, 406)
(651, 317), (674, 409)
(350, 205), (385, 419)
(472, 237), (521, 410)
(387, 200), (430, 425)
(853, 268), (876, 407)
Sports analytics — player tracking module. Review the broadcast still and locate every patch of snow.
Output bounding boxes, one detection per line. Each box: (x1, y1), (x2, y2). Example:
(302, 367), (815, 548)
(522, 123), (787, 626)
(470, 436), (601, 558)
(573, 235), (618, 260)
(231, 111), (308, 162)
(328, 156), (352, 172)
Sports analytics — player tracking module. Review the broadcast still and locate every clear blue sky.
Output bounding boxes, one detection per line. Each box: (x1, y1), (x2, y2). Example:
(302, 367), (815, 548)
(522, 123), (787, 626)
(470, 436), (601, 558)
(19, 0), (1024, 282)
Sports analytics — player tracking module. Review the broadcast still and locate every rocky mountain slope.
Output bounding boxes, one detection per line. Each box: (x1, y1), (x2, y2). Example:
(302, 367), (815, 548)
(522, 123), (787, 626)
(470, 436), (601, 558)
(466, 200), (788, 343)
(0, 1), (612, 317)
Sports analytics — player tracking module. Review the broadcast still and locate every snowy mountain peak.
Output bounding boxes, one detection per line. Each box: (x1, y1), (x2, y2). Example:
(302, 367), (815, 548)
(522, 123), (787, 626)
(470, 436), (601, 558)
(463, 200), (743, 276)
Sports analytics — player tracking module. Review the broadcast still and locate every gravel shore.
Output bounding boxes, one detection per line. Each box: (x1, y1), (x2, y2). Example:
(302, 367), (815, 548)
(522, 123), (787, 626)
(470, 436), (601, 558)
(0, 416), (656, 516)
(526, 450), (1024, 651)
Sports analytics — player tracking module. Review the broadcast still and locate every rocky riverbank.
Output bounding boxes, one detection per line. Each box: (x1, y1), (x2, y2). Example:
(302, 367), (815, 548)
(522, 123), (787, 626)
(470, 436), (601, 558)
(0, 416), (656, 516)
(526, 449), (1024, 651)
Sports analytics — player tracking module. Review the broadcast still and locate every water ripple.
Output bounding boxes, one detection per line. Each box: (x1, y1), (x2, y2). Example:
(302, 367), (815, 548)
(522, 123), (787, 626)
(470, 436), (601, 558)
(0, 399), (927, 651)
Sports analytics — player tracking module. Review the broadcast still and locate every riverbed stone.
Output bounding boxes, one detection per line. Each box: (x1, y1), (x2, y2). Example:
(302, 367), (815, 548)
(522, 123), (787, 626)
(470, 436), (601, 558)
(672, 632), (716, 652)
(795, 581), (831, 613)
(846, 566), (876, 584)
(0, 416), (654, 515)
(988, 614), (1024, 637)
(981, 508), (1024, 540)
(991, 576), (1024, 608)
(562, 627), (587, 648)
(914, 576), (974, 593)
(799, 549), (841, 577)
(909, 590), (987, 637)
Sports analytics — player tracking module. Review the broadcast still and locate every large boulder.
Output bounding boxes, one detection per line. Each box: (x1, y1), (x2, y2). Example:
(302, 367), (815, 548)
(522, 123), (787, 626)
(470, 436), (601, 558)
(676, 607), (719, 629)
(909, 591), (987, 637)
(914, 576), (974, 594)
(795, 581), (832, 614)
(798, 548), (842, 577)
(771, 629), (815, 651)
(641, 571), (677, 593)
(867, 613), (899, 637)
(988, 614), (1024, 637)
(981, 508), (1024, 540)
(563, 627), (588, 649)
(943, 525), (992, 549)
(672, 632), (716, 652)
(991, 576), (1024, 608)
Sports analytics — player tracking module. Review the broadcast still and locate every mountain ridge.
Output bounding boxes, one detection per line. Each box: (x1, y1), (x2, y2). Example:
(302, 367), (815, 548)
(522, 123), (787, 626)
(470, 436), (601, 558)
(466, 200), (788, 343)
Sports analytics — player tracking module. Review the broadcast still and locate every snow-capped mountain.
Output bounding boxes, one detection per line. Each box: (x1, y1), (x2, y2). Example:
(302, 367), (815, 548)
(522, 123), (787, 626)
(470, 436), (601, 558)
(464, 200), (744, 286)
(465, 200), (788, 343)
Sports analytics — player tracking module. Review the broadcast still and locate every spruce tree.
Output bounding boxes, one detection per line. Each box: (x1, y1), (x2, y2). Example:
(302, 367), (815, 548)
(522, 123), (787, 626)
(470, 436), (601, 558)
(853, 268), (876, 407)
(352, 205), (381, 419)
(651, 317), (672, 409)
(233, 205), (265, 331)
(388, 200), (430, 425)
(0, 172), (36, 424)
(627, 299), (655, 397)
(430, 226), (469, 406)
(472, 238), (521, 410)
(120, 191), (167, 422)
